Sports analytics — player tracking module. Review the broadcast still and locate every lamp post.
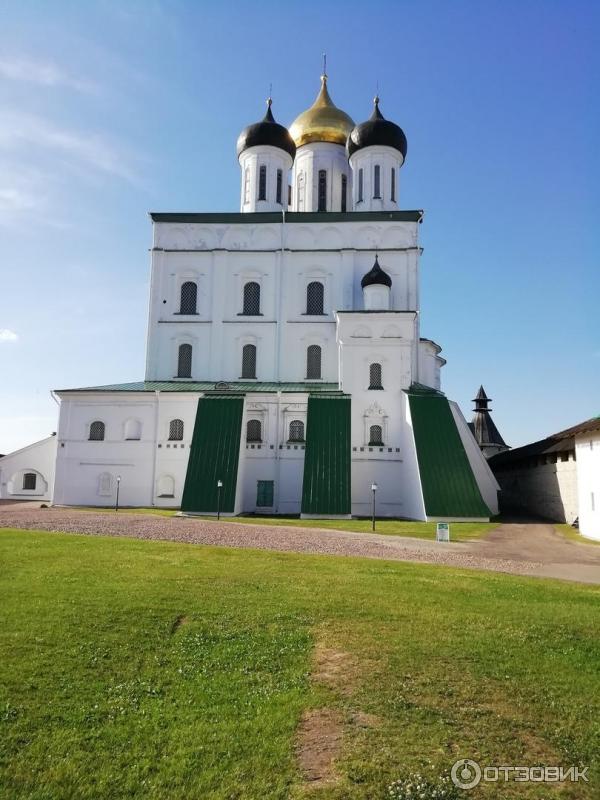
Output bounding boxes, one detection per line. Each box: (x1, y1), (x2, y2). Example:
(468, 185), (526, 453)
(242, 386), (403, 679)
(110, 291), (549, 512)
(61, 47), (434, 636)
(216, 480), (223, 521)
(371, 482), (377, 531)
(115, 475), (121, 512)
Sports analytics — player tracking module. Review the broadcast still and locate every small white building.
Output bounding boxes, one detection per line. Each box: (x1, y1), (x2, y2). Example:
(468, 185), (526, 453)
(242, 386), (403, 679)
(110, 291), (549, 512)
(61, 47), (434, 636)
(490, 416), (600, 539)
(0, 435), (57, 502)
(3, 74), (499, 520)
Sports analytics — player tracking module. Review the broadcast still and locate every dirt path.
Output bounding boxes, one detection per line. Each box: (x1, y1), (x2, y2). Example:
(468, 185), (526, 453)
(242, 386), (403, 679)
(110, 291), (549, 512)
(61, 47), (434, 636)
(1, 504), (599, 585)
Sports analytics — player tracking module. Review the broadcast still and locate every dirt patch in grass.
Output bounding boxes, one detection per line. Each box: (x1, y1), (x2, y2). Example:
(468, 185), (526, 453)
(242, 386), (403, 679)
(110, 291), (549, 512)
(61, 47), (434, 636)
(312, 644), (357, 696)
(169, 614), (188, 635)
(296, 707), (344, 786)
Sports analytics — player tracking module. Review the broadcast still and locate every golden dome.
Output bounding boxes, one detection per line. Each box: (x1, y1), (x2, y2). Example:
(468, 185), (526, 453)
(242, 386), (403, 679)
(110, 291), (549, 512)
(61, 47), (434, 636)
(289, 75), (354, 147)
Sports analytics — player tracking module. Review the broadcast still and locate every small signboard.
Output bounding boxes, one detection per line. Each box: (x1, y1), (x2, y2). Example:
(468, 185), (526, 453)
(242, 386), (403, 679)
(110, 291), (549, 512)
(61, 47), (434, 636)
(436, 522), (450, 542)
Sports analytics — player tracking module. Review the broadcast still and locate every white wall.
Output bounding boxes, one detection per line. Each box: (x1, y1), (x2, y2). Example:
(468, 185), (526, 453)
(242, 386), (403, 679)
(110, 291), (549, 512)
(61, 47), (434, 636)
(575, 431), (600, 539)
(291, 142), (351, 212)
(147, 218), (423, 385)
(494, 454), (578, 523)
(349, 145), (404, 211)
(0, 435), (57, 501)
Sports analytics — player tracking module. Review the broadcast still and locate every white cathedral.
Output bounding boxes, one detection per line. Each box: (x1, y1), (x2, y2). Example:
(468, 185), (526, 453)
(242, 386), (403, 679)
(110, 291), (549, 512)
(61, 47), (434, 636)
(0, 73), (499, 520)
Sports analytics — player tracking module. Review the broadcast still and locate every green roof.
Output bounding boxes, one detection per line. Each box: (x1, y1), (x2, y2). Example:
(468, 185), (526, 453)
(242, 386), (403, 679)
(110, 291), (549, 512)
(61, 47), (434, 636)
(57, 381), (341, 394)
(150, 210), (423, 224)
(181, 396), (244, 514)
(301, 396), (351, 516)
(407, 389), (490, 519)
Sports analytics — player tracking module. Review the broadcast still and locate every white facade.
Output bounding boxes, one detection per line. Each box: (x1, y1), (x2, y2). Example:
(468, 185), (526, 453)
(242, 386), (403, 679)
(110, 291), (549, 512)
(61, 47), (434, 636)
(3, 78), (502, 520)
(0, 435), (57, 501)
(575, 431), (600, 540)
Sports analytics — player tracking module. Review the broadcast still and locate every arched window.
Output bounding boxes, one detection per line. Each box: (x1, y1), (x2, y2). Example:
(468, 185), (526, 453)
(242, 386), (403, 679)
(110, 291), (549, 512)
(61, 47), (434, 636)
(177, 343), (192, 378)
(89, 421), (105, 441)
(22, 472), (37, 490)
(318, 169), (327, 212)
(391, 167), (396, 202)
(306, 345), (322, 379)
(157, 475), (175, 498)
(169, 419), (184, 441)
(297, 172), (305, 212)
(241, 344), (257, 379)
(243, 281), (261, 315)
(276, 169), (283, 204)
(369, 425), (383, 445)
(180, 281), (197, 314)
(124, 419), (142, 440)
(373, 165), (381, 198)
(289, 420), (305, 442)
(306, 281), (324, 315)
(246, 419), (262, 442)
(358, 168), (364, 202)
(258, 165), (267, 201)
(244, 167), (250, 204)
(341, 174), (347, 212)
(369, 363), (383, 390)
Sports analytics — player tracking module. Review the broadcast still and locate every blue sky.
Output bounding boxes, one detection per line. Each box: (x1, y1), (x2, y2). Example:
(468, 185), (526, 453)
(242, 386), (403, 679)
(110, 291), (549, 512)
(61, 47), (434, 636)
(0, 0), (598, 453)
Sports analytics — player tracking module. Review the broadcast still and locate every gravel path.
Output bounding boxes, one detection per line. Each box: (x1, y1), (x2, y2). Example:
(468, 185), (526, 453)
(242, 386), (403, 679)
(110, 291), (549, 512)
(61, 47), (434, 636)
(1, 504), (599, 584)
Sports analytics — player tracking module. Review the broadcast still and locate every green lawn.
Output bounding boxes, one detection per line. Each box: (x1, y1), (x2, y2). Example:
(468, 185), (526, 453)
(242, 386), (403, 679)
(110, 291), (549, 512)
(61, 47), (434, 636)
(1, 529), (598, 799)
(77, 507), (497, 541)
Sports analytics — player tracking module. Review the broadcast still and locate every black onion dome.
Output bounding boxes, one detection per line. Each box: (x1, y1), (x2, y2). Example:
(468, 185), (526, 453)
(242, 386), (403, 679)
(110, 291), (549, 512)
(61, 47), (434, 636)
(361, 255), (392, 288)
(236, 100), (296, 160)
(346, 97), (407, 160)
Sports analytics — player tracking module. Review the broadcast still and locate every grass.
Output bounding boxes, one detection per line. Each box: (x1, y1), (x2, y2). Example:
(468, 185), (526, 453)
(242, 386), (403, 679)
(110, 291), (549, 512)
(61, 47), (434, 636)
(554, 523), (600, 546)
(76, 507), (496, 541)
(1, 529), (599, 799)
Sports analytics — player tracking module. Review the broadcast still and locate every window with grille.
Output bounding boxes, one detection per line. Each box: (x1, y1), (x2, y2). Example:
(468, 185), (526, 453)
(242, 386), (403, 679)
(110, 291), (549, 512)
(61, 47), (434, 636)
(369, 425), (383, 445)
(243, 281), (261, 315)
(180, 281), (197, 314)
(318, 169), (327, 212)
(169, 419), (184, 441)
(373, 165), (381, 198)
(306, 345), (322, 379)
(306, 281), (324, 315)
(358, 168), (364, 202)
(276, 169), (282, 204)
(341, 174), (347, 212)
(22, 472), (37, 490)
(89, 420), (105, 441)
(241, 344), (257, 378)
(369, 363), (383, 389)
(391, 167), (396, 202)
(289, 420), (305, 441)
(177, 343), (192, 378)
(256, 480), (274, 507)
(246, 419), (262, 442)
(258, 165), (267, 201)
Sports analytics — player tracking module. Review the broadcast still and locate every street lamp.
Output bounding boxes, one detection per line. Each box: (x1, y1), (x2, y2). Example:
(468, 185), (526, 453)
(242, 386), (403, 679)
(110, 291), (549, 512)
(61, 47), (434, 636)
(371, 483), (378, 531)
(115, 475), (121, 512)
(216, 480), (223, 520)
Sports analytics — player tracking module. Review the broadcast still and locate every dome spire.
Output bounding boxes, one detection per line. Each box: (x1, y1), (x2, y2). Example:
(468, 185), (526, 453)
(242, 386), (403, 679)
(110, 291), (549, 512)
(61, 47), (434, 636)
(288, 65), (354, 147)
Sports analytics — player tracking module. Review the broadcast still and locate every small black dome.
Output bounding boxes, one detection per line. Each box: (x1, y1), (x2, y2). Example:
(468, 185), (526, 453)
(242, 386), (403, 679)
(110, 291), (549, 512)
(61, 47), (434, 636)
(361, 255), (392, 288)
(346, 98), (407, 160)
(237, 100), (296, 160)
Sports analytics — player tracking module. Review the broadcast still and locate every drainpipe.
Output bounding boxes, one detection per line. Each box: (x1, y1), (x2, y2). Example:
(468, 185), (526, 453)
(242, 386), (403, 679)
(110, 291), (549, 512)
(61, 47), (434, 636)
(274, 390), (282, 513)
(276, 208), (286, 381)
(150, 390), (160, 506)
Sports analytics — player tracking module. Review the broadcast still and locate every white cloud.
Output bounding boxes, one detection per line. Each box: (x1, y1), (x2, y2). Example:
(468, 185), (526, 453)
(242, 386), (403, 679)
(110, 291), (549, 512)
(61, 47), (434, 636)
(0, 329), (18, 342)
(0, 56), (95, 93)
(0, 110), (140, 185)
